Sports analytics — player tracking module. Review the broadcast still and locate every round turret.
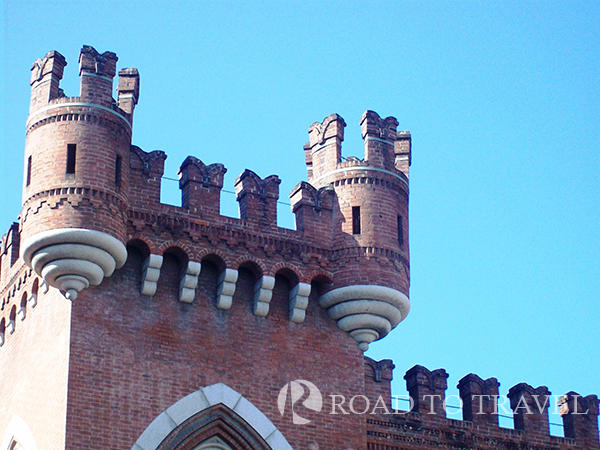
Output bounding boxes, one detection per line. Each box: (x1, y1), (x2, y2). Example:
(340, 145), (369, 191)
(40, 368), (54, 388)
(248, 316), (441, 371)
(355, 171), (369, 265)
(304, 111), (412, 350)
(19, 47), (138, 299)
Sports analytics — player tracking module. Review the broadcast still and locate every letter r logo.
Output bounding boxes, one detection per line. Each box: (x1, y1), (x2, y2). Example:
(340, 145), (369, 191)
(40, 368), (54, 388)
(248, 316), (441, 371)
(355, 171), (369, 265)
(278, 380), (323, 424)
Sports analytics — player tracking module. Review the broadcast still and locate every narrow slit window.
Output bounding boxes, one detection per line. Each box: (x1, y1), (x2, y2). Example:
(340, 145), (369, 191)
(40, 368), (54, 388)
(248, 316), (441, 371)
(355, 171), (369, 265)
(352, 206), (361, 235)
(115, 155), (122, 187)
(66, 144), (76, 174)
(398, 215), (404, 247)
(26, 156), (32, 186)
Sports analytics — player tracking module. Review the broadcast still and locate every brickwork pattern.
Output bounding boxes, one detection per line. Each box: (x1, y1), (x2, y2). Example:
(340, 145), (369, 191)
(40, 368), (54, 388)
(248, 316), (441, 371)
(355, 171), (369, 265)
(1, 45), (597, 450)
(365, 362), (600, 450)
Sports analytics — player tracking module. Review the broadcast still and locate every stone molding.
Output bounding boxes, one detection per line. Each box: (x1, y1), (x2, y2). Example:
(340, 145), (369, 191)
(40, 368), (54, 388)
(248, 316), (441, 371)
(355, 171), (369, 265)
(319, 285), (410, 351)
(132, 383), (293, 450)
(20, 228), (127, 300)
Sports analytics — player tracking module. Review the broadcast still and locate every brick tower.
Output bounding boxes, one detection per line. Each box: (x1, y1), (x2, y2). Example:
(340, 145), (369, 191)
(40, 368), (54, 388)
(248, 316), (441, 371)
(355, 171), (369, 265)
(300, 111), (411, 350)
(1, 45), (412, 450)
(20, 46), (137, 300)
(1, 46), (598, 450)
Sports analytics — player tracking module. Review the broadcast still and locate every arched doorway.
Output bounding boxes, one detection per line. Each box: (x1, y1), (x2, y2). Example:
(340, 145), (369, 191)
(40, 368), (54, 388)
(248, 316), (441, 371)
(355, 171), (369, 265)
(133, 383), (292, 450)
(156, 404), (271, 450)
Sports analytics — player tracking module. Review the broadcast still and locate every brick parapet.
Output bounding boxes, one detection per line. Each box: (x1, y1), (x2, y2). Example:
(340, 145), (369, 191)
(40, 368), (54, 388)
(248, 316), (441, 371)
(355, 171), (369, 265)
(367, 415), (584, 450)
(560, 392), (600, 445)
(508, 382), (552, 434)
(125, 209), (331, 281)
(365, 357), (395, 408)
(305, 113), (346, 181)
(178, 156), (226, 217)
(29, 50), (67, 113)
(365, 359), (600, 449)
(78, 45), (118, 108)
(360, 110), (399, 171)
(3, 45), (599, 450)
(234, 170), (281, 228)
(457, 373), (500, 425)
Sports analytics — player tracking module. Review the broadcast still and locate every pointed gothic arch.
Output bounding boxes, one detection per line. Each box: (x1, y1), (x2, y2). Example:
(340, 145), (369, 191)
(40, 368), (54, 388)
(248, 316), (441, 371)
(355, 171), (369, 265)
(1, 416), (37, 450)
(133, 383), (292, 450)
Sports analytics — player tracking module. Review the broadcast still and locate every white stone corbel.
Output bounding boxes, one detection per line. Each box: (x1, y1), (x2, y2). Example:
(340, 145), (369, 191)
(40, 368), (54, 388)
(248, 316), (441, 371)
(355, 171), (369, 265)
(40, 280), (49, 294)
(17, 305), (26, 321)
(28, 291), (38, 308)
(0, 331), (4, 347)
(179, 261), (201, 303)
(141, 254), (163, 296)
(7, 318), (15, 335)
(253, 275), (275, 317)
(216, 268), (238, 310)
(289, 282), (311, 324)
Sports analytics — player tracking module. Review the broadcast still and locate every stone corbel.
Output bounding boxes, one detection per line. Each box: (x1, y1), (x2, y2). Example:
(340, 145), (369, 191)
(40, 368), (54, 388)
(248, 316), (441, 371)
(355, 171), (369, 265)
(27, 291), (38, 308)
(289, 282), (311, 324)
(17, 305), (26, 321)
(179, 261), (201, 303)
(141, 254), (163, 296)
(40, 280), (49, 294)
(253, 276), (275, 317)
(216, 269), (238, 310)
(6, 317), (15, 335)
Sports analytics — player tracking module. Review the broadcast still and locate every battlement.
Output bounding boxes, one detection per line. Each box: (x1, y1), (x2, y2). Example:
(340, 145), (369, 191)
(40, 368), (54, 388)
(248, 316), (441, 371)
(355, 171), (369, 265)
(305, 111), (411, 186)
(365, 359), (600, 449)
(7, 47), (415, 352)
(28, 46), (138, 124)
(1, 45), (596, 450)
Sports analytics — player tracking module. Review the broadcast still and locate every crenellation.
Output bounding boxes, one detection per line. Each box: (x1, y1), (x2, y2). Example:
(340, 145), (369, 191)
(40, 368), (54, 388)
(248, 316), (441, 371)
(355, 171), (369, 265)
(560, 392), (599, 444)
(365, 360), (600, 449)
(289, 181), (334, 245)
(178, 156), (226, 216)
(508, 383), (552, 434)
(78, 46), (118, 107)
(129, 145), (167, 207)
(457, 373), (500, 425)
(404, 365), (449, 416)
(360, 110), (398, 171)
(395, 131), (411, 177)
(29, 50), (67, 112)
(234, 169), (281, 227)
(305, 113), (346, 182)
(365, 357), (395, 409)
(4, 45), (597, 450)
(117, 68), (140, 117)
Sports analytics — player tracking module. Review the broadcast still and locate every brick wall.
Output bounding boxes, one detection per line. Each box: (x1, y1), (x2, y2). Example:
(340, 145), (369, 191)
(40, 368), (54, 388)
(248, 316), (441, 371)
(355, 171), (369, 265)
(0, 268), (71, 450)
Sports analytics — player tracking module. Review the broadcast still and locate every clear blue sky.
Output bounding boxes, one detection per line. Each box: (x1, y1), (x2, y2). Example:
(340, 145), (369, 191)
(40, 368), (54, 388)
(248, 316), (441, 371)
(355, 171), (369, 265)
(1, 0), (598, 434)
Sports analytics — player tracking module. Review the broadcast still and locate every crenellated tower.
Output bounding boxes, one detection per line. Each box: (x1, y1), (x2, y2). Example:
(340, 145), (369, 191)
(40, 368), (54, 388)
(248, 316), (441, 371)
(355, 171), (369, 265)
(19, 46), (138, 299)
(294, 111), (412, 350)
(2, 46), (598, 450)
